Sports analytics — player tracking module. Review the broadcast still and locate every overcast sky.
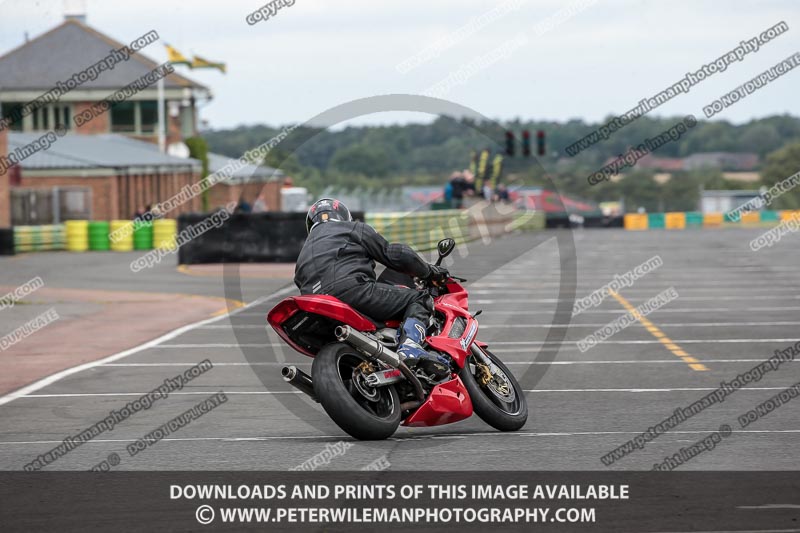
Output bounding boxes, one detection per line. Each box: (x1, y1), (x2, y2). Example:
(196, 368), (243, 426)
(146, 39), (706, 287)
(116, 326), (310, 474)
(1, 0), (797, 130)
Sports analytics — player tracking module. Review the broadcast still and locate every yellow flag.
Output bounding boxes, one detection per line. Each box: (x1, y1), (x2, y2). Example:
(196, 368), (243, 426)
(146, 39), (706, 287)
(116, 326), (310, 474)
(191, 55), (226, 74)
(164, 43), (192, 67)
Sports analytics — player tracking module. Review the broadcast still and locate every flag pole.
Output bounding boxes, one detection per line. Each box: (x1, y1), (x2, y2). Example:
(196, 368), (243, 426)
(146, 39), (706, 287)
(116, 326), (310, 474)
(157, 77), (165, 152)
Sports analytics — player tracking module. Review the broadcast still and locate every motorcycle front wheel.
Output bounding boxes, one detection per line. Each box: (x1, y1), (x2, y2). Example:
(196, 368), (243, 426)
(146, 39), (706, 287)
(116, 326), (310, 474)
(460, 346), (528, 431)
(312, 342), (401, 440)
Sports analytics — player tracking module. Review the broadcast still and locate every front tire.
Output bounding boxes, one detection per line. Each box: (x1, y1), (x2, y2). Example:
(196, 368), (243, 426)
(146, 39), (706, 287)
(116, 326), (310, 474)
(312, 342), (401, 440)
(460, 346), (528, 431)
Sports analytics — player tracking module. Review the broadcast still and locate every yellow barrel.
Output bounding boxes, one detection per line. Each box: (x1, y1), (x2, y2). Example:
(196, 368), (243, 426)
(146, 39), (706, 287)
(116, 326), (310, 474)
(109, 220), (134, 251)
(65, 220), (89, 252)
(703, 213), (724, 227)
(153, 218), (178, 251)
(665, 212), (686, 230)
(623, 213), (648, 230)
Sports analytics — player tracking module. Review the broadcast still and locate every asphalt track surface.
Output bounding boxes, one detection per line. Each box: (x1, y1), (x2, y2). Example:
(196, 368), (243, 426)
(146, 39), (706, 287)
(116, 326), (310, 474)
(1, 228), (798, 471)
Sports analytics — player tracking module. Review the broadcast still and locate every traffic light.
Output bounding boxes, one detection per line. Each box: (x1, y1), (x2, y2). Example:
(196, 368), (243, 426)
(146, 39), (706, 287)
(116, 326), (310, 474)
(536, 130), (545, 156)
(522, 130), (531, 157)
(505, 130), (515, 157)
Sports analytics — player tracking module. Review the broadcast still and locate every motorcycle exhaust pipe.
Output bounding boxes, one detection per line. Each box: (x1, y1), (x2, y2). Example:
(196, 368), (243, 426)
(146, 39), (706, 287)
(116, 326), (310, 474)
(335, 325), (425, 402)
(281, 365), (318, 402)
(335, 325), (401, 367)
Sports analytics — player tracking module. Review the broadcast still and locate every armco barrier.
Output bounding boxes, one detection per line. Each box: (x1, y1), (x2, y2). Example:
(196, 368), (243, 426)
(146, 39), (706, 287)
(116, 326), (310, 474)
(15, 225), (66, 252)
(366, 210), (469, 251)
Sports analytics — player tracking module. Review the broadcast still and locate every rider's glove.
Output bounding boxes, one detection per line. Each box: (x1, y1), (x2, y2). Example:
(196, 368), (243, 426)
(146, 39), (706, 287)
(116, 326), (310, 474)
(426, 265), (450, 285)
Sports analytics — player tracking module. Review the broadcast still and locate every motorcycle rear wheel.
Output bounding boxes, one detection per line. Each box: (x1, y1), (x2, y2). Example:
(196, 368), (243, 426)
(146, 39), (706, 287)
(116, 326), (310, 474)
(313, 342), (401, 440)
(460, 346), (528, 431)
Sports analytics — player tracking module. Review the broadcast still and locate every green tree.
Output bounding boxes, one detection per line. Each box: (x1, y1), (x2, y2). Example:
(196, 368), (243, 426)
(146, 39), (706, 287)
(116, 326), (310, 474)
(761, 141), (800, 209)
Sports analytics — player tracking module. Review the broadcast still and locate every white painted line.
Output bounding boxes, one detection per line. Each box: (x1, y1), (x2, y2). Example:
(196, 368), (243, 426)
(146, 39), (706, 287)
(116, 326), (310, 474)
(98, 358), (799, 367)
(191, 321), (800, 330)
(156, 343), (280, 348)
(466, 307), (800, 314)
(0, 285), (297, 407)
(15, 386), (797, 399)
(473, 296), (800, 304)
(480, 321), (800, 328)
(151, 338), (798, 349)
(1, 428), (799, 447)
(489, 339), (800, 345)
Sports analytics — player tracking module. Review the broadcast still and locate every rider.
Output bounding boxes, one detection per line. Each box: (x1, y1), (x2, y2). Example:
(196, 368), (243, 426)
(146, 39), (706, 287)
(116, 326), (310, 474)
(294, 198), (451, 379)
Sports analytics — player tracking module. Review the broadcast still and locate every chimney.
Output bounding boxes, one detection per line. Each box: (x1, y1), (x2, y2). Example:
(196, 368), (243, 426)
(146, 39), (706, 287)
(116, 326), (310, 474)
(64, 0), (87, 24)
(0, 126), (10, 228)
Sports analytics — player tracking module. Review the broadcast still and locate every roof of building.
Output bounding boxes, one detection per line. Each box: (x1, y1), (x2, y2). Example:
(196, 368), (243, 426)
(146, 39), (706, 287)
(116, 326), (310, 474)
(684, 152), (759, 170)
(9, 132), (201, 170)
(207, 152), (283, 183)
(0, 19), (206, 92)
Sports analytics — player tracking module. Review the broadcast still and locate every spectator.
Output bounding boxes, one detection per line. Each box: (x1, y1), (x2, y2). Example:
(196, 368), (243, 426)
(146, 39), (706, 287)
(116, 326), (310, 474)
(463, 170), (476, 198)
(252, 193), (269, 213)
(236, 199), (252, 213)
(449, 171), (466, 208)
(443, 181), (453, 204)
(133, 206), (145, 221)
(495, 183), (510, 203)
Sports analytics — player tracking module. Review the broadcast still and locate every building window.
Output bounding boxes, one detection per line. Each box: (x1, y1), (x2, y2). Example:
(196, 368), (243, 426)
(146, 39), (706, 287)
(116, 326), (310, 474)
(110, 101), (136, 132)
(139, 101), (159, 133)
(1, 102), (25, 131)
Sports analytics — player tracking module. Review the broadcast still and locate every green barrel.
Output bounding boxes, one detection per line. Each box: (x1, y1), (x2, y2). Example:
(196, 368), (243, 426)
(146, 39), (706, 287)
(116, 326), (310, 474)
(760, 210), (780, 223)
(647, 213), (665, 229)
(88, 221), (110, 251)
(133, 221), (154, 250)
(723, 211), (738, 223)
(685, 211), (704, 227)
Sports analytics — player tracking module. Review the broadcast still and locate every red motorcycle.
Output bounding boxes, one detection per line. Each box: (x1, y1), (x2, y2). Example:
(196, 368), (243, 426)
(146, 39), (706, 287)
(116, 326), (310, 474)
(267, 238), (528, 440)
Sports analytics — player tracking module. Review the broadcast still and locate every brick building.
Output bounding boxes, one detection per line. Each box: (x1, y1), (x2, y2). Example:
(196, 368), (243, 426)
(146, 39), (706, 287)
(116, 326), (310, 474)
(0, 16), (283, 226)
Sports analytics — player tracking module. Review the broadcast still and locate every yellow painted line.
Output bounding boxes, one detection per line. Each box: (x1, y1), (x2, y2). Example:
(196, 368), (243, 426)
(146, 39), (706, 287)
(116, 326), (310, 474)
(211, 299), (247, 317)
(608, 290), (708, 372)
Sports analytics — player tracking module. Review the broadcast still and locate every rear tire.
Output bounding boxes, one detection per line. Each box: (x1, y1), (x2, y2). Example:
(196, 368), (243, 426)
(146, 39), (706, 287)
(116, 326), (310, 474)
(460, 347), (528, 431)
(312, 342), (401, 440)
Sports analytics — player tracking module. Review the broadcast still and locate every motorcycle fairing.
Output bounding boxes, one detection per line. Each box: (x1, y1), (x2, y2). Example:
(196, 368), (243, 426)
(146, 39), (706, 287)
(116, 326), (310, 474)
(402, 376), (473, 427)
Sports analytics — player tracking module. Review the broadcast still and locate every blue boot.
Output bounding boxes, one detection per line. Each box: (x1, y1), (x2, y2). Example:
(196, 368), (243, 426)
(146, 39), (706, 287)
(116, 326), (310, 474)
(397, 318), (451, 379)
